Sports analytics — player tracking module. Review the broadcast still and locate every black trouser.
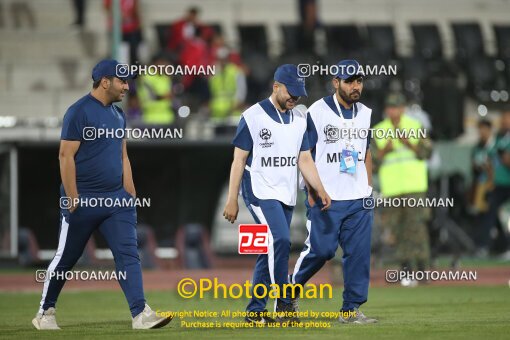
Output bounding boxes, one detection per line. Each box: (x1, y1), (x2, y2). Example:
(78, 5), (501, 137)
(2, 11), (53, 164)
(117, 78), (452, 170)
(73, 0), (86, 26)
(484, 185), (510, 251)
(123, 29), (143, 64)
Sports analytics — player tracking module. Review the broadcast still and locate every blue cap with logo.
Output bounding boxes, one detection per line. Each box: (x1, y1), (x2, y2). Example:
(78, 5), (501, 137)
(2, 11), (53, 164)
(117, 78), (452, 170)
(335, 59), (364, 80)
(91, 59), (137, 81)
(274, 64), (307, 97)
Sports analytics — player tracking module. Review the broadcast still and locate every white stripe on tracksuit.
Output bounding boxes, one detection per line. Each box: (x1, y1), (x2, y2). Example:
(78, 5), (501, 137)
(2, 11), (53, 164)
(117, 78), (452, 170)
(250, 204), (280, 312)
(250, 204), (275, 285)
(292, 219), (312, 284)
(38, 214), (70, 314)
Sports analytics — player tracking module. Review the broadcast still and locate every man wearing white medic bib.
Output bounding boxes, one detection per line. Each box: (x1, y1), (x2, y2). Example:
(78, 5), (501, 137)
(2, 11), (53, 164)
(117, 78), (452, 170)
(292, 60), (377, 324)
(223, 64), (331, 325)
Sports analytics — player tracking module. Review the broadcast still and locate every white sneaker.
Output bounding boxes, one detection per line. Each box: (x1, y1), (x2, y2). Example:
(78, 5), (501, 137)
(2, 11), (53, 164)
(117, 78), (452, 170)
(499, 250), (510, 261)
(132, 304), (173, 329)
(338, 308), (378, 324)
(32, 307), (61, 330)
(401, 278), (419, 287)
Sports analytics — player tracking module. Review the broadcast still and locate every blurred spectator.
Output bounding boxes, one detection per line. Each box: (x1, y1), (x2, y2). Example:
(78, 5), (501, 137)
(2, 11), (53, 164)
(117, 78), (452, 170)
(180, 27), (211, 105)
(104, 0), (143, 64)
(471, 119), (494, 256)
(208, 47), (246, 121)
(166, 7), (201, 54)
(373, 93), (433, 286)
(472, 119), (494, 211)
(486, 109), (510, 258)
(209, 33), (244, 68)
(136, 54), (175, 126)
(298, 0), (321, 53)
(72, 0), (87, 28)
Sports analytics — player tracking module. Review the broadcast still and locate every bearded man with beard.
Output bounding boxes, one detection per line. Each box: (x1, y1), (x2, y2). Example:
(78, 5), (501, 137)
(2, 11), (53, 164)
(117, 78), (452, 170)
(290, 59), (378, 324)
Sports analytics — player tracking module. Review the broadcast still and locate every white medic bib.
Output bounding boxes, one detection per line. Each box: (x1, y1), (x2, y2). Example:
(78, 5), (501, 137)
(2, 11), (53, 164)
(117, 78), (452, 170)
(243, 100), (306, 206)
(308, 96), (372, 200)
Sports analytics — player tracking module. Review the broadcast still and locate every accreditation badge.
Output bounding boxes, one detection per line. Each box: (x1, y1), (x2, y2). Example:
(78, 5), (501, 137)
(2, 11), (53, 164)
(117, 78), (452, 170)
(340, 149), (358, 174)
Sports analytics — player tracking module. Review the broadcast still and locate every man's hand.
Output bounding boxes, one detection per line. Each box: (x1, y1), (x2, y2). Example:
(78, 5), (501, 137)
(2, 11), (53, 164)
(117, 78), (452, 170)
(224, 147), (249, 223)
(122, 140), (137, 197)
(384, 140), (394, 153)
(124, 188), (136, 198)
(399, 136), (409, 146)
(307, 186), (331, 210)
(378, 140), (393, 160)
(299, 150), (332, 211)
(223, 199), (239, 223)
(316, 189), (332, 211)
(69, 195), (79, 213)
(400, 136), (414, 149)
(59, 140), (80, 213)
(399, 136), (420, 155)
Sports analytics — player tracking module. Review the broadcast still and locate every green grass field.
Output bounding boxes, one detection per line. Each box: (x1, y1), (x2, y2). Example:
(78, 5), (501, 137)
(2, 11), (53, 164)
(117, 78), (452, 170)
(1, 286), (509, 339)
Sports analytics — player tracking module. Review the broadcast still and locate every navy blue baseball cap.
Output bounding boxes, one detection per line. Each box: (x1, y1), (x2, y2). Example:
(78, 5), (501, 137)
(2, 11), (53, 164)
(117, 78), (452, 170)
(335, 59), (364, 80)
(274, 64), (307, 97)
(91, 59), (137, 82)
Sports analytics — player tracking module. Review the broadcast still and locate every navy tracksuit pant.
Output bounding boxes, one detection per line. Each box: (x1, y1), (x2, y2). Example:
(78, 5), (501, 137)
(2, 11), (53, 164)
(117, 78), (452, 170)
(38, 188), (145, 317)
(241, 170), (294, 312)
(292, 195), (373, 311)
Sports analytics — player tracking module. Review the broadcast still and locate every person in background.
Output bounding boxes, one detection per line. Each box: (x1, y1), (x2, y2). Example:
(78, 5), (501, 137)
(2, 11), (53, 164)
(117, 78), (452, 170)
(208, 47), (246, 121)
(373, 93), (433, 287)
(104, 0), (143, 64)
(166, 7), (201, 53)
(487, 109), (510, 259)
(178, 26), (211, 100)
(297, 0), (320, 53)
(471, 119), (494, 257)
(209, 33), (245, 69)
(136, 54), (174, 126)
(72, 0), (87, 29)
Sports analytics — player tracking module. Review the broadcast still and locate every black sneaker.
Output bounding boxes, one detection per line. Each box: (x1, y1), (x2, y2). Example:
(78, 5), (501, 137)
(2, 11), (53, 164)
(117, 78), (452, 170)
(245, 309), (276, 326)
(291, 297), (300, 313)
(276, 299), (301, 324)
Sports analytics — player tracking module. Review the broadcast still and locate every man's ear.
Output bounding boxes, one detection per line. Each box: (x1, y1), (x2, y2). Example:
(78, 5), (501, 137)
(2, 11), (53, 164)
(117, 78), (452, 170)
(102, 77), (111, 89)
(273, 82), (279, 93)
(332, 78), (340, 90)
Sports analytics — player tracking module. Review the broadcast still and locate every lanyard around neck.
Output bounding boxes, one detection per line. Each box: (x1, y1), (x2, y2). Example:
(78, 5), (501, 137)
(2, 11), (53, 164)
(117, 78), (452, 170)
(333, 94), (357, 120)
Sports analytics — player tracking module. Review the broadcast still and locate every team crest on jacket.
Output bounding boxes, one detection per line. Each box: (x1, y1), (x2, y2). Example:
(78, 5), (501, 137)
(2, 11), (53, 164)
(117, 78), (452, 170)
(259, 128), (274, 148)
(324, 124), (340, 143)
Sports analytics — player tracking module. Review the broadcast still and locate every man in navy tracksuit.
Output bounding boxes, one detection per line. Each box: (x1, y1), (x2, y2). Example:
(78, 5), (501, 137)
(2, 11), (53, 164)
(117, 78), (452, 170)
(292, 60), (377, 323)
(223, 64), (331, 325)
(32, 60), (172, 330)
